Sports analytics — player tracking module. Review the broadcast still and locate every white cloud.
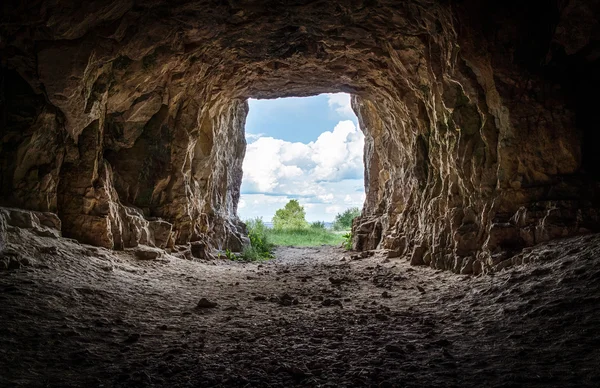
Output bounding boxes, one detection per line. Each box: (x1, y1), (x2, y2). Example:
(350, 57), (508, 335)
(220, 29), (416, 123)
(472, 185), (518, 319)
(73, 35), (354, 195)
(241, 119), (364, 198)
(326, 93), (354, 117)
(325, 205), (343, 215)
(245, 133), (264, 142)
(311, 120), (364, 181)
(318, 193), (334, 203)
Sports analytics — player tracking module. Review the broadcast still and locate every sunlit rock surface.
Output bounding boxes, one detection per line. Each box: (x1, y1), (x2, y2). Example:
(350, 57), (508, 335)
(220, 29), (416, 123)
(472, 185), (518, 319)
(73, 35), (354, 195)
(0, 0), (598, 270)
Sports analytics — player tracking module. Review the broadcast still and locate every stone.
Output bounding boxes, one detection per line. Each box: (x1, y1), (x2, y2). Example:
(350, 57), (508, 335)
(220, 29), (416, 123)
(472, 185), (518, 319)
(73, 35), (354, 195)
(190, 241), (214, 260)
(122, 333), (141, 344)
(384, 344), (405, 354)
(322, 299), (342, 307)
(278, 293), (298, 306)
(132, 246), (162, 260)
(38, 246), (58, 255)
(1, 208), (62, 240)
(375, 313), (388, 321)
(196, 298), (218, 309)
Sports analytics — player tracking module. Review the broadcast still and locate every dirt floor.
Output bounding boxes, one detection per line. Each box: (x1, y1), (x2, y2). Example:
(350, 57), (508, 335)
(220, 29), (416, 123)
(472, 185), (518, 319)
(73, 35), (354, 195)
(1, 227), (600, 388)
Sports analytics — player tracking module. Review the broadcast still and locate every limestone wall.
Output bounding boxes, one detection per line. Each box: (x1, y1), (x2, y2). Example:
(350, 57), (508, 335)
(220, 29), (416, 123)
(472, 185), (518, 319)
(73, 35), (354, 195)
(0, 0), (598, 269)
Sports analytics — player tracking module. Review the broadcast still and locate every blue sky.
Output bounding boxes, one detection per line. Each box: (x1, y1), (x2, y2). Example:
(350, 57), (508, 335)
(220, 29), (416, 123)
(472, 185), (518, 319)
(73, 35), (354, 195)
(238, 93), (366, 222)
(245, 94), (356, 143)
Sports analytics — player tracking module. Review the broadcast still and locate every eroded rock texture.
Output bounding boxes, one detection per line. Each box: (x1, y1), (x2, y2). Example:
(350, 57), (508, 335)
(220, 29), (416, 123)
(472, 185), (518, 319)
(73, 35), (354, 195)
(1, 0), (599, 270)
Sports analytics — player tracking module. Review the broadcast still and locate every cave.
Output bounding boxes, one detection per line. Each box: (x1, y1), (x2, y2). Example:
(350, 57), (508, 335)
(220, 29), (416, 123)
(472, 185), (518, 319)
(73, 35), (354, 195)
(1, 0), (600, 386)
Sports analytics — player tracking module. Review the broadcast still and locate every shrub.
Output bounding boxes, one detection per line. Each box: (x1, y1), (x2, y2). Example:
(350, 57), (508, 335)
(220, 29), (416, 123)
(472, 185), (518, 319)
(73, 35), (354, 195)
(310, 221), (326, 229)
(342, 232), (353, 250)
(272, 199), (309, 230)
(333, 207), (361, 231)
(224, 249), (236, 260)
(241, 218), (273, 261)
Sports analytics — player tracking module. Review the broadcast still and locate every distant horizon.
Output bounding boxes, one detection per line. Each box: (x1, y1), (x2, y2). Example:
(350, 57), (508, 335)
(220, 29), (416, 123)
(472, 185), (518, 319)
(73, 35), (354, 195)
(260, 220), (334, 227)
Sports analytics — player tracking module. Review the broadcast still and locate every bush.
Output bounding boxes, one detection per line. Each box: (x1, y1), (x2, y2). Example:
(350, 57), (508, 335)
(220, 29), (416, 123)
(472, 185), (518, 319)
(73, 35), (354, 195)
(241, 218), (273, 261)
(272, 199), (309, 230)
(310, 221), (326, 229)
(333, 207), (361, 231)
(342, 232), (353, 250)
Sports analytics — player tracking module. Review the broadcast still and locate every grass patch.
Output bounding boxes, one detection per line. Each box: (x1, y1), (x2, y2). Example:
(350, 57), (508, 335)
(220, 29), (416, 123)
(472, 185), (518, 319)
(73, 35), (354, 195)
(267, 227), (346, 247)
(239, 217), (350, 262)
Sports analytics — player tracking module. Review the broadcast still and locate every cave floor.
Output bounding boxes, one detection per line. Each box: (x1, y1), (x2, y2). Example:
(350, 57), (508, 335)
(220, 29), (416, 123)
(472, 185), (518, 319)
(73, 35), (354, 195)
(1, 232), (600, 387)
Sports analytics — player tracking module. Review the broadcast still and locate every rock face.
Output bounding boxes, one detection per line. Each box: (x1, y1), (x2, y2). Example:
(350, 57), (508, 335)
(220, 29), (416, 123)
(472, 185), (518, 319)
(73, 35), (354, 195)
(1, 0), (599, 270)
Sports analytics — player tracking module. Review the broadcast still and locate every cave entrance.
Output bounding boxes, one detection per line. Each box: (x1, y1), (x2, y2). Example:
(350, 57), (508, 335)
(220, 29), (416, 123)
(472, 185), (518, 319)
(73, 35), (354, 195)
(238, 93), (365, 248)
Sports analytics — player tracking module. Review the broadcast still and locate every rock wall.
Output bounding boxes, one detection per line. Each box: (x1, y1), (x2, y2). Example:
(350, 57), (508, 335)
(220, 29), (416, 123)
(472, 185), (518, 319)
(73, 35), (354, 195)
(1, 0), (598, 269)
(352, 0), (600, 273)
(0, 18), (250, 254)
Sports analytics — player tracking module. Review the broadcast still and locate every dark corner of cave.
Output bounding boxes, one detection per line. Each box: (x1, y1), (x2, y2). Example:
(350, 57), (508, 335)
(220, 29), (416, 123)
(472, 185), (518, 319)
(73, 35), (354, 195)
(1, 0), (599, 387)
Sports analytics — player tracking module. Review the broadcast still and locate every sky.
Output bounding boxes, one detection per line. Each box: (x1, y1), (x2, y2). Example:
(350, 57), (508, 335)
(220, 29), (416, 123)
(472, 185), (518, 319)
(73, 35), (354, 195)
(238, 93), (366, 223)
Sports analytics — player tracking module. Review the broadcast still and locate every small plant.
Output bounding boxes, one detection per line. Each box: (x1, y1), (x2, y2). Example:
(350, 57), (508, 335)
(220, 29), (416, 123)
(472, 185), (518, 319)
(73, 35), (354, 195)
(241, 218), (273, 261)
(342, 232), (353, 250)
(224, 249), (236, 260)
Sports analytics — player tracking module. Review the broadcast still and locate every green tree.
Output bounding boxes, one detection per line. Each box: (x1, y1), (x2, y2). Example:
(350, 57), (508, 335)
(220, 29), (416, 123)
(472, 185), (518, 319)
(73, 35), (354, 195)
(333, 207), (361, 231)
(272, 200), (309, 230)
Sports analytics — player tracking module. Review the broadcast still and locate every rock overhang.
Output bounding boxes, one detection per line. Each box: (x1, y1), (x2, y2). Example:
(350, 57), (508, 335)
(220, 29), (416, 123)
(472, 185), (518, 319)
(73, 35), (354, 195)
(1, 0), (599, 272)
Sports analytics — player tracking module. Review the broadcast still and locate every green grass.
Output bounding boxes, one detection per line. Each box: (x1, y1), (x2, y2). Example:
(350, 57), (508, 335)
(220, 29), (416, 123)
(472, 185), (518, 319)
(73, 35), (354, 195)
(266, 228), (346, 247)
(240, 218), (351, 262)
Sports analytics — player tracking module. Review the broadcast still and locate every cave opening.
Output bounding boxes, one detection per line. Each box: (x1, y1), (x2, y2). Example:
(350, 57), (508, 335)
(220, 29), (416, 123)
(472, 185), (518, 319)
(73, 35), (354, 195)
(236, 92), (366, 250)
(239, 93), (365, 234)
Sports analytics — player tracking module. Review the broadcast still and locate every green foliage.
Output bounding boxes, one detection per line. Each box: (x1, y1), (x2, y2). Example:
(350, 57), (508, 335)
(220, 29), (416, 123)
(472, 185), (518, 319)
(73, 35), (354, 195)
(342, 232), (353, 250)
(224, 249), (236, 260)
(272, 199), (309, 230)
(333, 207), (361, 231)
(268, 228), (345, 247)
(310, 221), (326, 229)
(241, 218), (273, 261)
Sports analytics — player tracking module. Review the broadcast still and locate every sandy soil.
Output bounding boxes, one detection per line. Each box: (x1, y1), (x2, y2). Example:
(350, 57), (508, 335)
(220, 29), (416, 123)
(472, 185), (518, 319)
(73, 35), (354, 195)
(1, 228), (600, 387)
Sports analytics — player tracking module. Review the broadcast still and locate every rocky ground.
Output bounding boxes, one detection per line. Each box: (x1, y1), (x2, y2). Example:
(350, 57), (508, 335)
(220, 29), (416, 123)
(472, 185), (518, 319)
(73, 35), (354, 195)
(1, 225), (600, 387)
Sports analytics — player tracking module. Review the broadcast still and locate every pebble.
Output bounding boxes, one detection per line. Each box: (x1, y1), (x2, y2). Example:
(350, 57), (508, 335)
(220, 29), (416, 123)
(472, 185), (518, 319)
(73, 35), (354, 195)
(196, 298), (218, 308)
(278, 293), (298, 306)
(123, 333), (141, 344)
(322, 299), (342, 307)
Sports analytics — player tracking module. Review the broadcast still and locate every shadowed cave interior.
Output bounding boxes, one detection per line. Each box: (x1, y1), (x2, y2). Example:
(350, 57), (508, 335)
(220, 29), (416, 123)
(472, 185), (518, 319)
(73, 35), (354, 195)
(1, 0), (600, 387)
